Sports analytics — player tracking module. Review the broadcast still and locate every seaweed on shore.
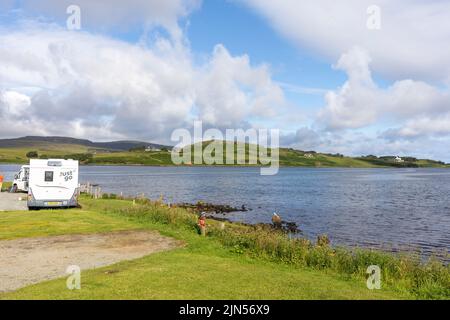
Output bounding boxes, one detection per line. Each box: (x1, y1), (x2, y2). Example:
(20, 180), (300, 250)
(176, 201), (249, 214)
(176, 201), (301, 234)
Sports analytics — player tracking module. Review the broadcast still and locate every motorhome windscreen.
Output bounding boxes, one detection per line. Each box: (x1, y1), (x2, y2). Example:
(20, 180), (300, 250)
(44, 171), (54, 182)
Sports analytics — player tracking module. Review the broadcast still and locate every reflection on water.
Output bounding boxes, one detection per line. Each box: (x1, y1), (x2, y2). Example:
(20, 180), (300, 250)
(1, 165), (449, 256)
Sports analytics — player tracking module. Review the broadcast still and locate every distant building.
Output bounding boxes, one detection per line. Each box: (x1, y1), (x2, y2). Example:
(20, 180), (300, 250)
(395, 156), (404, 163)
(145, 146), (161, 152)
(304, 153), (314, 158)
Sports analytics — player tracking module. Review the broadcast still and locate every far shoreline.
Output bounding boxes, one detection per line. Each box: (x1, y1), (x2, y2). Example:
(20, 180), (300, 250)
(1, 162), (449, 169)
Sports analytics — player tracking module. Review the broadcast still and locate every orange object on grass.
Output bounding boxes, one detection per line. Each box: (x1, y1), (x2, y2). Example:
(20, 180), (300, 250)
(198, 214), (206, 236)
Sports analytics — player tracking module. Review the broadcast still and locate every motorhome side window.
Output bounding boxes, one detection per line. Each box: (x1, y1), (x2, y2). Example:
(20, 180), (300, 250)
(45, 171), (54, 182)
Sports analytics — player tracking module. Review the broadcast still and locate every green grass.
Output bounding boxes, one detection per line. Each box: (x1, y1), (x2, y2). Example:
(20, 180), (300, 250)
(3, 247), (406, 300)
(278, 148), (381, 167)
(91, 150), (173, 166)
(0, 144), (96, 164)
(0, 197), (418, 300)
(1, 141), (448, 167)
(0, 207), (144, 240)
(91, 143), (449, 168)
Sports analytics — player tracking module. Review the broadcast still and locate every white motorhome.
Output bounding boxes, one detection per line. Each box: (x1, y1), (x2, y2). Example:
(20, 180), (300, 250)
(12, 165), (30, 192)
(27, 159), (79, 209)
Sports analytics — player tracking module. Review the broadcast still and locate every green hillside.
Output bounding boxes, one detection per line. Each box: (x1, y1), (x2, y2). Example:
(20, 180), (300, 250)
(0, 144), (96, 164)
(140, 140), (449, 168)
(0, 138), (448, 168)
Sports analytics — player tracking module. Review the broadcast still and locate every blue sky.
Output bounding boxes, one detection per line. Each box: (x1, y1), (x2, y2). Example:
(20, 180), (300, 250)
(106, 0), (347, 115)
(188, 0), (346, 111)
(0, 0), (450, 161)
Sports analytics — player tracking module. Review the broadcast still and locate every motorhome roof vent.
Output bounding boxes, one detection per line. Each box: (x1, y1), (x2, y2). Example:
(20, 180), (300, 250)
(47, 161), (62, 167)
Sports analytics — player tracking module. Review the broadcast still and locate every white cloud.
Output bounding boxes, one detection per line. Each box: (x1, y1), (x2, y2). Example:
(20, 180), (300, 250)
(281, 127), (322, 150)
(0, 23), (286, 142)
(280, 126), (450, 162)
(240, 1), (450, 160)
(241, 0), (450, 82)
(317, 47), (450, 130)
(381, 114), (450, 141)
(0, 90), (31, 116)
(2, 1), (450, 161)
(195, 44), (285, 128)
(6, 0), (201, 42)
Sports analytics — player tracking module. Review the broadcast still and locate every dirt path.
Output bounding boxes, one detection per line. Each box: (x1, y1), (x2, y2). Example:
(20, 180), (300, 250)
(0, 192), (28, 211)
(0, 230), (183, 292)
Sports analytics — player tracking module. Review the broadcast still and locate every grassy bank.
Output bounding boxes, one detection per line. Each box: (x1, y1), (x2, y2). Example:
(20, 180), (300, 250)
(1, 196), (448, 300)
(0, 143), (448, 167)
(0, 207), (144, 241)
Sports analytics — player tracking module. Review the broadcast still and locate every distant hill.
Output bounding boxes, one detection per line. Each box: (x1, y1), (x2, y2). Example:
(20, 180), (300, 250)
(182, 140), (450, 168)
(0, 137), (448, 168)
(0, 136), (172, 151)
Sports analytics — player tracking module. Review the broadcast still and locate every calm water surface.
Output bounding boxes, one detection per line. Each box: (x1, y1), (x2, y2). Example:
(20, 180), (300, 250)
(1, 165), (449, 255)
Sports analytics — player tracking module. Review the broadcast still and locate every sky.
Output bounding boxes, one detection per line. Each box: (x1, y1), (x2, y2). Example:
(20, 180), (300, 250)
(0, 0), (450, 160)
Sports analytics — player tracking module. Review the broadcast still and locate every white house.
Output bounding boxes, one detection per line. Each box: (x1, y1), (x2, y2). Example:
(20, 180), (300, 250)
(395, 156), (404, 163)
(145, 146), (161, 152)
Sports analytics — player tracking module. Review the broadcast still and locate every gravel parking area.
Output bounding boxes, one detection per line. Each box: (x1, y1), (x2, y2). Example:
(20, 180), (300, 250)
(0, 230), (183, 292)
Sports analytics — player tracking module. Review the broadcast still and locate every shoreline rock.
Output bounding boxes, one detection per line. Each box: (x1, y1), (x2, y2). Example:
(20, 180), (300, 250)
(176, 201), (249, 214)
(176, 201), (301, 234)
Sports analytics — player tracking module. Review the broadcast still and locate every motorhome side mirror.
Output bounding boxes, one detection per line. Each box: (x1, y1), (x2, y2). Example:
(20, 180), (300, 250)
(14, 174), (18, 179)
